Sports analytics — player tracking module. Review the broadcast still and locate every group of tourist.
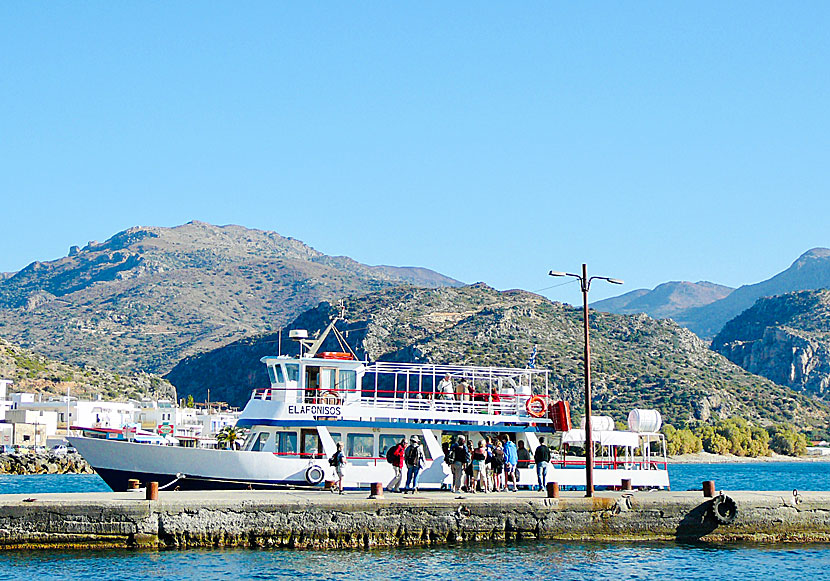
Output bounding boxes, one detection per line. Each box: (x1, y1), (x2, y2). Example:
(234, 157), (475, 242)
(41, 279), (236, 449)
(385, 435), (426, 494)
(445, 434), (539, 493)
(435, 375), (507, 411)
(330, 434), (553, 495)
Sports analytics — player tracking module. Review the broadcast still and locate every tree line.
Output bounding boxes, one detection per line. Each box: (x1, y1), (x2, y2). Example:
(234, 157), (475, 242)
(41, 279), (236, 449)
(662, 417), (809, 457)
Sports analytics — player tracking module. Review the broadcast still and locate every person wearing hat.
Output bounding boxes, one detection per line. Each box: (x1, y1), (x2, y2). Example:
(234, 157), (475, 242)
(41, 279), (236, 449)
(403, 435), (425, 494)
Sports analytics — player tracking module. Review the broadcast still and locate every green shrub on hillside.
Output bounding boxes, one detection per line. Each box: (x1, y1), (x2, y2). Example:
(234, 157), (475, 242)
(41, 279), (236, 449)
(768, 424), (808, 456)
(662, 417), (787, 457)
(663, 424), (703, 455)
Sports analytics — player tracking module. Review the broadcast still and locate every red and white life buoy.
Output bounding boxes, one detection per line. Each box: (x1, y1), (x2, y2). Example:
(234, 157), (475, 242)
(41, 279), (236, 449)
(526, 395), (548, 418)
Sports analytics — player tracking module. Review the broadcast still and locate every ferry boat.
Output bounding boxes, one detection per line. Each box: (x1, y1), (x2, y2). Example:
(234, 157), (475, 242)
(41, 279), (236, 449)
(69, 320), (670, 492)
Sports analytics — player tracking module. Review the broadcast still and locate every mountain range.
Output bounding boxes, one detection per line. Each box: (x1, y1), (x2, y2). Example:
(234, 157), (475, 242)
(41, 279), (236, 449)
(0, 221), (461, 375)
(592, 281), (733, 320)
(594, 248), (830, 339)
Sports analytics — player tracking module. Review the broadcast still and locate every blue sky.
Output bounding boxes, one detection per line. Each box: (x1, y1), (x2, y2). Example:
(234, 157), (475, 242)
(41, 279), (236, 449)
(2, 3), (829, 304)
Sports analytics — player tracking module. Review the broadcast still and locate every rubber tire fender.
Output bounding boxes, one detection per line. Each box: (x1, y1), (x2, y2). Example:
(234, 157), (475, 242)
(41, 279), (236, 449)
(711, 494), (737, 525)
(305, 464), (326, 486)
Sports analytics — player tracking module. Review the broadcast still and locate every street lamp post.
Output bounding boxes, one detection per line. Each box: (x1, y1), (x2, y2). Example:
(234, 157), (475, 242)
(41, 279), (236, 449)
(549, 264), (623, 497)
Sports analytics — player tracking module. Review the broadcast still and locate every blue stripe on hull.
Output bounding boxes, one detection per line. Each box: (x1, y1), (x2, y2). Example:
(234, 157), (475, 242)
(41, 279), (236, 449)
(94, 467), (316, 492)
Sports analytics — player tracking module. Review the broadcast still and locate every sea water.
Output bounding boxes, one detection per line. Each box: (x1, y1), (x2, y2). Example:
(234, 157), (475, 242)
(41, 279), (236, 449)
(1, 542), (829, 580)
(2, 464), (830, 580)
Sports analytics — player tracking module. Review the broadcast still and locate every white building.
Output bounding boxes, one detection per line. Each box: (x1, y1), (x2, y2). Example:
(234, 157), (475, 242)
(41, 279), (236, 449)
(137, 399), (178, 434)
(197, 410), (239, 436)
(0, 380), (12, 421)
(5, 409), (59, 436)
(10, 396), (139, 433)
(0, 423), (12, 447)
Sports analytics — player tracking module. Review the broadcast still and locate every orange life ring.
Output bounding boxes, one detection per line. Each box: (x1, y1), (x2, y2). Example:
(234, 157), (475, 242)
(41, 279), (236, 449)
(318, 352), (354, 360)
(525, 395), (547, 418)
(320, 390), (341, 405)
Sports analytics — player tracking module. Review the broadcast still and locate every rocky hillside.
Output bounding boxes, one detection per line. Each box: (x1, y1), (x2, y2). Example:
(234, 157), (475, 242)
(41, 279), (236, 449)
(166, 284), (829, 430)
(593, 281), (733, 320)
(0, 221), (461, 375)
(0, 336), (174, 401)
(677, 248), (830, 338)
(712, 289), (830, 397)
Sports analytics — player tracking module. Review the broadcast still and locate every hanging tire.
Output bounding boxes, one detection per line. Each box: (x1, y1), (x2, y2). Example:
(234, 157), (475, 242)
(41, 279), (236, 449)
(710, 494), (737, 525)
(305, 464), (326, 486)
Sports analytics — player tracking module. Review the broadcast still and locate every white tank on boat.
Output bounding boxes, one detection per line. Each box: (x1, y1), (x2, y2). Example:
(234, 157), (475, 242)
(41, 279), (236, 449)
(627, 409), (662, 432)
(579, 415), (615, 431)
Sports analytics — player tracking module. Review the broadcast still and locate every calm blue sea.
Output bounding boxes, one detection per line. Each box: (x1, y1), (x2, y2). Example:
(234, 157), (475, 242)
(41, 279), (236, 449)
(1, 464), (830, 580)
(1, 542), (828, 581)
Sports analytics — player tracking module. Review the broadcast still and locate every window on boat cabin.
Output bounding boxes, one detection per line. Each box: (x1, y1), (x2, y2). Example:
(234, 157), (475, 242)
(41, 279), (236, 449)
(285, 364), (299, 383)
(277, 431), (298, 455)
(251, 432), (270, 452)
(379, 434), (405, 457)
(301, 429), (322, 458)
(321, 368), (337, 391)
(267, 365), (285, 386)
(339, 370), (357, 394)
(347, 433), (374, 458)
(329, 432), (342, 449)
(305, 367), (319, 402)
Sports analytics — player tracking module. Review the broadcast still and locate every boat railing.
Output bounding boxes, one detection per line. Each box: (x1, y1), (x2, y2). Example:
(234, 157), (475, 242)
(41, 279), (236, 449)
(250, 385), (538, 418)
(549, 457), (668, 471)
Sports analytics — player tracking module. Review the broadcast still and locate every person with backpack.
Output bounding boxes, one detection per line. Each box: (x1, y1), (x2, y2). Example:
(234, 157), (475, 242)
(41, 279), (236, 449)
(329, 442), (346, 494)
(534, 437), (551, 492)
(470, 440), (489, 493)
(448, 435), (471, 493)
(489, 441), (506, 491)
(403, 435), (425, 494)
(386, 439), (406, 493)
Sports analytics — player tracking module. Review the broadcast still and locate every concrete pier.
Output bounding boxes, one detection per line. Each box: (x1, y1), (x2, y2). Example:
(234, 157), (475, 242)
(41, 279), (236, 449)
(1, 489), (829, 550)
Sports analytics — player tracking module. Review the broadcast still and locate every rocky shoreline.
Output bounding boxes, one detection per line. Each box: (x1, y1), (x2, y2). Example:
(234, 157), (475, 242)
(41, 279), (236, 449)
(0, 453), (93, 475)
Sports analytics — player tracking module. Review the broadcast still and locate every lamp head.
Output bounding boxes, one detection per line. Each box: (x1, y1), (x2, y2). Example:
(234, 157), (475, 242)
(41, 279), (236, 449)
(548, 270), (567, 277)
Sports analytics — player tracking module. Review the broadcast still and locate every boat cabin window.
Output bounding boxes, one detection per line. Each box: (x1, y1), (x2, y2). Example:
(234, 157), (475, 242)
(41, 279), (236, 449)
(277, 431), (298, 455)
(329, 432), (342, 448)
(347, 433), (374, 458)
(305, 367), (319, 402)
(340, 370), (357, 393)
(322, 368), (337, 390)
(251, 432), (270, 452)
(379, 434), (405, 457)
(267, 365), (285, 386)
(301, 429), (321, 458)
(285, 364), (300, 383)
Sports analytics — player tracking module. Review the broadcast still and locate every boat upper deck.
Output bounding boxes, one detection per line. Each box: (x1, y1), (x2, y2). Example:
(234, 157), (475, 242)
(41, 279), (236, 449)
(241, 356), (553, 426)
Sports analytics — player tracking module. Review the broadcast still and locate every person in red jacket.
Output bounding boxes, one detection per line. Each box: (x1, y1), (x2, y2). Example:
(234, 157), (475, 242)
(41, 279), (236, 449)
(386, 439), (406, 493)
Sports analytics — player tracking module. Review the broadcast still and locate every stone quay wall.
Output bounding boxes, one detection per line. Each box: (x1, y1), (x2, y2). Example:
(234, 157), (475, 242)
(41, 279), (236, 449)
(0, 489), (829, 550)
